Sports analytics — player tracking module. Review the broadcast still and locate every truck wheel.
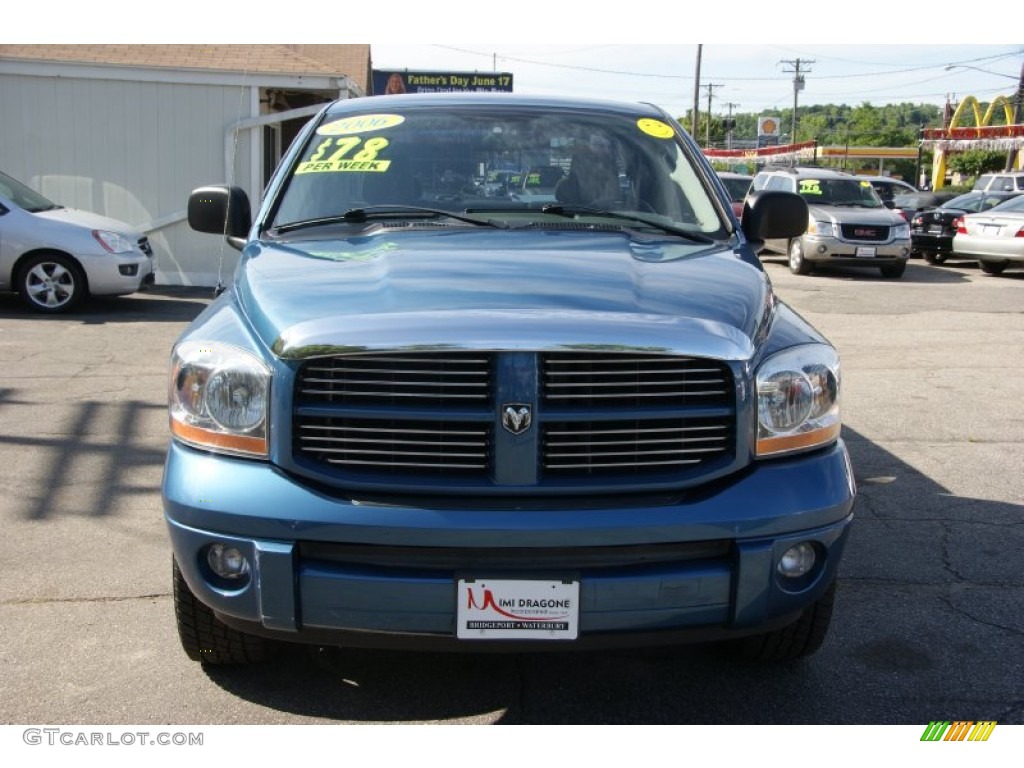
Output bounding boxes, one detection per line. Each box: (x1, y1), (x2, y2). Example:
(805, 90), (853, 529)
(173, 557), (275, 664)
(725, 580), (837, 662)
(788, 239), (813, 275)
(923, 252), (946, 265)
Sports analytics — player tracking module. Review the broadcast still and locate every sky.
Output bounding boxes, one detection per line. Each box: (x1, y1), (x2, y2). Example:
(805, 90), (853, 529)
(368, 43), (1024, 119)
(11, 1), (1023, 121)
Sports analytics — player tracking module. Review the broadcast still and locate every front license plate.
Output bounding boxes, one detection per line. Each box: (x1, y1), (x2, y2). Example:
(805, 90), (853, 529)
(855, 246), (877, 258)
(457, 578), (580, 640)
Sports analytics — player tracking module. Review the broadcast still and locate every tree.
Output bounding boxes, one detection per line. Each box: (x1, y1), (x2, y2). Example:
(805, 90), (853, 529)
(947, 149), (1009, 178)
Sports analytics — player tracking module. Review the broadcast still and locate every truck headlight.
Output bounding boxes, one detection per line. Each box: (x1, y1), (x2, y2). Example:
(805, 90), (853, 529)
(169, 341), (270, 457)
(806, 219), (835, 238)
(756, 344), (841, 457)
(893, 222), (910, 239)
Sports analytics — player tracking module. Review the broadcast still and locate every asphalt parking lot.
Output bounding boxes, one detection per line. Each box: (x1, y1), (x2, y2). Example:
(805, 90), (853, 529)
(0, 258), (1022, 726)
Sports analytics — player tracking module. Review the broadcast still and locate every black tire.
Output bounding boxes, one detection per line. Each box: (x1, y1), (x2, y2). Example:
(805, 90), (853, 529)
(18, 253), (87, 313)
(788, 239), (813, 275)
(880, 262), (906, 278)
(725, 580), (837, 662)
(173, 557), (275, 664)
(978, 260), (1008, 276)
(923, 252), (946, 265)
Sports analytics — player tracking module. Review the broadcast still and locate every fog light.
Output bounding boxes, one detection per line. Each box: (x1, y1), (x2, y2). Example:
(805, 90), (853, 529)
(777, 542), (816, 578)
(817, 244), (828, 254)
(207, 544), (250, 579)
(118, 264), (139, 276)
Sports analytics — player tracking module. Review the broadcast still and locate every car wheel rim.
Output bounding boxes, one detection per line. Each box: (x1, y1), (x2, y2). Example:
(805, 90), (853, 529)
(790, 243), (802, 269)
(26, 262), (75, 309)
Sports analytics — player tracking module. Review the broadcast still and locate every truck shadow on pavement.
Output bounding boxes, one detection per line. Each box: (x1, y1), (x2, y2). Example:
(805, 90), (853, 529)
(0, 285), (212, 323)
(200, 426), (1024, 725)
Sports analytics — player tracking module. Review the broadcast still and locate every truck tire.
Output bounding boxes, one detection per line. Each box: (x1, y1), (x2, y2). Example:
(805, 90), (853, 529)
(725, 580), (837, 662)
(172, 557), (275, 664)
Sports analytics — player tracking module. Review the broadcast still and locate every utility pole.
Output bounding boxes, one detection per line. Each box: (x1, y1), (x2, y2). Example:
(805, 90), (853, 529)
(780, 58), (814, 144)
(691, 45), (703, 145)
(724, 101), (740, 150)
(703, 82), (723, 148)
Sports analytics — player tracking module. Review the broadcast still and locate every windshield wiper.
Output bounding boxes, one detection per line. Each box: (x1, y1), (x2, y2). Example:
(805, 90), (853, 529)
(273, 205), (506, 234)
(538, 204), (714, 243)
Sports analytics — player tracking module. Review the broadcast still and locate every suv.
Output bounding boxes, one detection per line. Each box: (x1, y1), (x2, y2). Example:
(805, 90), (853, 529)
(164, 94), (855, 666)
(751, 167), (912, 277)
(972, 172), (1024, 193)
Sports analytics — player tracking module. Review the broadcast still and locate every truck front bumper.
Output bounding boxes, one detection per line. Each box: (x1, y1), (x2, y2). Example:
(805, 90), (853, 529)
(163, 439), (856, 650)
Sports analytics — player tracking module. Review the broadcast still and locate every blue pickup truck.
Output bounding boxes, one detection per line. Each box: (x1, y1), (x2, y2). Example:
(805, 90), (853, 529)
(163, 93), (855, 665)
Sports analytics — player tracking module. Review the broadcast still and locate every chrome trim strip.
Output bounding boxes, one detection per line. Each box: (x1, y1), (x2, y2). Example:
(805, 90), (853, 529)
(272, 310), (754, 361)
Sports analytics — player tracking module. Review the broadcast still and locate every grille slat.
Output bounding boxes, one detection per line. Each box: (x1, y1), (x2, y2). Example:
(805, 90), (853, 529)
(294, 352), (736, 484)
(297, 353), (492, 405)
(542, 417), (733, 476)
(541, 353), (732, 407)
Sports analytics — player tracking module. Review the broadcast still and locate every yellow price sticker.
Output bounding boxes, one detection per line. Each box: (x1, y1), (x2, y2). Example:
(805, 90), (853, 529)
(296, 135), (392, 174)
(317, 114), (405, 135)
(799, 180), (823, 195)
(637, 118), (675, 139)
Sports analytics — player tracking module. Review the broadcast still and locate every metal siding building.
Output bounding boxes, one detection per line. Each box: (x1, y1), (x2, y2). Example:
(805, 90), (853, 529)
(0, 45), (370, 287)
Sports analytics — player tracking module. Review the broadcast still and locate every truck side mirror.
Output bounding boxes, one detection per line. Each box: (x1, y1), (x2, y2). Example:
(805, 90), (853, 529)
(187, 185), (252, 252)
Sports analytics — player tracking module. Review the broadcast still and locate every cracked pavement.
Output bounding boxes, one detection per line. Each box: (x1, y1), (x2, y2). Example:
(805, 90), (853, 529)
(0, 263), (1021, 726)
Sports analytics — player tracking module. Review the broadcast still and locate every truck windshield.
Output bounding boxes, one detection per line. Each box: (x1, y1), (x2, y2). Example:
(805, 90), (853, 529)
(269, 104), (726, 238)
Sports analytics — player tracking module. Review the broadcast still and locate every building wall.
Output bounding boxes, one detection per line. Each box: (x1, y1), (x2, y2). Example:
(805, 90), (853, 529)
(0, 72), (258, 287)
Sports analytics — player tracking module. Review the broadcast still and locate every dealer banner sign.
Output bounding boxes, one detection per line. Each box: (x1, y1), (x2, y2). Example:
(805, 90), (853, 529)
(373, 70), (514, 95)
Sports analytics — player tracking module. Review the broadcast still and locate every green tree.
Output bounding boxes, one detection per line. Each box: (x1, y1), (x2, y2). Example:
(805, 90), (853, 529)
(947, 149), (1008, 178)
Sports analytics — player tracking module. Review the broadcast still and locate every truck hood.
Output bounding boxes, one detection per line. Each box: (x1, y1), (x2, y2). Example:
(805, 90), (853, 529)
(807, 205), (904, 225)
(233, 228), (774, 362)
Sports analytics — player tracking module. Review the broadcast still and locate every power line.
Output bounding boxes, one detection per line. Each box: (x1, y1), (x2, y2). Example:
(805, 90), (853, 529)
(430, 44), (1022, 84)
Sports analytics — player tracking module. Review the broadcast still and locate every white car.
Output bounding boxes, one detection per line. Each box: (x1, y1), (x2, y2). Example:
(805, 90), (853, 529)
(953, 193), (1024, 275)
(0, 170), (154, 313)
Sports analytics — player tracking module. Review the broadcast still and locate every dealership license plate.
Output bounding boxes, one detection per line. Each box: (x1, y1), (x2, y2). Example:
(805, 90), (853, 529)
(457, 578), (580, 640)
(855, 246), (877, 258)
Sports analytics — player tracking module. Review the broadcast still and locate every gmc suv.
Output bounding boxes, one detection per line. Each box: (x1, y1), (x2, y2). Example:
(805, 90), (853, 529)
(163, 94), (856, 667)
(751, 166), (912, 277)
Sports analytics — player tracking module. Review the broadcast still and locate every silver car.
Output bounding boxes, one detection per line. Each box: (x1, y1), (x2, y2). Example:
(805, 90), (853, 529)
(952, 194), (1024, 275)
(751, 167), (912, 278)
(0, 170), (154, 313)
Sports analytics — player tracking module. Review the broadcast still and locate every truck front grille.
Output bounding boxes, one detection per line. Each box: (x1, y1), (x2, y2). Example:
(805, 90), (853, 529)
(293, 352), (738, 490)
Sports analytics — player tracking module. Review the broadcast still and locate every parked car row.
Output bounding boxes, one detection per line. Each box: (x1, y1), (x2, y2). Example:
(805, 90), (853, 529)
(717, 167), (1024, 279)
(909, 191), (1023, 264)
(950, 193), (1024, 274)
